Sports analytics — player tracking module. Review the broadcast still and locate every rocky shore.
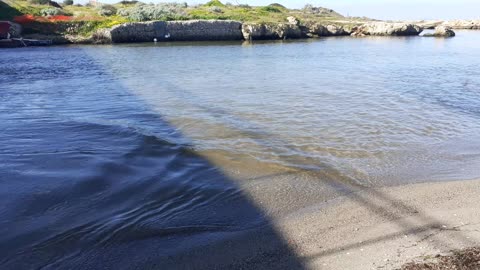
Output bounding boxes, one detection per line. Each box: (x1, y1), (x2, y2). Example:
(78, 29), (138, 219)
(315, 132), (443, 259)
(8, 18), (480, 46)
(88, 19), (426, 44)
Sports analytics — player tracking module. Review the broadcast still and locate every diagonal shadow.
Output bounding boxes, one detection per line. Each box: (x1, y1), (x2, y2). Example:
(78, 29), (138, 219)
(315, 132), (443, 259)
(146, 72), (477, 263)
(2, 40), (476, 270)
(0, 46), (307, 270)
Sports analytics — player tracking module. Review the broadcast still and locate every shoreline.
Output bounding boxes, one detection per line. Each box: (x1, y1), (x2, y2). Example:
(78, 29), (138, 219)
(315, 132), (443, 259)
(162, 177), (480, 269)
(269, 178), (480, 269)
(4, 19), (479, 47)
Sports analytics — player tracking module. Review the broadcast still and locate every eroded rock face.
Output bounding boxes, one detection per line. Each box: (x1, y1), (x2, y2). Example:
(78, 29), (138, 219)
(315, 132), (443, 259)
(414, 20), (443, 29)
(352, 22), (423, 36)
(241, 23), (302, 40)
(99, 20), (243, 43)
(304, 23), (350, 36)
(434, 26), (456, 37)
(442, 20), (480, 29)
(287, 16), (299, 25)
(326, 25), (348, 36)
(423, 25), (456, 37)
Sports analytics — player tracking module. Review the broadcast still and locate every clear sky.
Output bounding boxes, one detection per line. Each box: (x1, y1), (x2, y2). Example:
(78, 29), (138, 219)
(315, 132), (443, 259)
(179, 0), (480, 20)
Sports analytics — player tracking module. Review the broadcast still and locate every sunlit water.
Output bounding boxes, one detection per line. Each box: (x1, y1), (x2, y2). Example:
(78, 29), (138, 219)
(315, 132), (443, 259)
(1, 31), (480, 268)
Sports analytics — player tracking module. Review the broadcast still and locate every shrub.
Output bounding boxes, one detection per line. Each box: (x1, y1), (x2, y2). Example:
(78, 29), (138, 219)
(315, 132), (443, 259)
(204, 0), (224, 7)
(98, 4), (117, 16)
(208, 6), (223, 13)
(63, 0), (73, 5)
(29, 0), (50, 5)
(117, 3), (188, 21)
(49, 1), (62, 8)
(259, 6), (281, 13)
(40, 7), (65, 16)
(268, 3), (286, 9)
(118, 0), (138, 5)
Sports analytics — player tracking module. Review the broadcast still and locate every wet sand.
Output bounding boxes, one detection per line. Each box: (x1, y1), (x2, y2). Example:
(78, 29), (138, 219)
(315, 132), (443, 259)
(274, 178), (480, 269)
(163, 178), (480, 270)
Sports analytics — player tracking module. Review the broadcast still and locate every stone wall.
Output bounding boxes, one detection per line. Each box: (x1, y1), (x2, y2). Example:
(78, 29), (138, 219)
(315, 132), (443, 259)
(166, 20), (243, 41)
(90, 20), (426, 44)
(241, 23), (303, 40)
(103, 20), (243, 43)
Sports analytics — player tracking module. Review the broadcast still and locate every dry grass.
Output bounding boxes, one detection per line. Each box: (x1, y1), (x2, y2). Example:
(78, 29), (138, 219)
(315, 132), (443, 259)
(400, 247), (480, 270)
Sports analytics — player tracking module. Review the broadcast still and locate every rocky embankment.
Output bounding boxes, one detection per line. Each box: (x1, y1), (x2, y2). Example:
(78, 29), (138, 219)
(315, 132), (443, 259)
(94, 20), (243, 43)
(90, 20), (426, 44)
(442, 20), (480, 29)
(414, 20), (480, 30)
(351, 22), (423, 36)
(16, 18), (480, 45)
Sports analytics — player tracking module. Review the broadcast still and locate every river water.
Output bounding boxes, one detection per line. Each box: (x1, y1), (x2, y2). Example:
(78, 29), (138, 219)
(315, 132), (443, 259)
(1, 31), (480, 269)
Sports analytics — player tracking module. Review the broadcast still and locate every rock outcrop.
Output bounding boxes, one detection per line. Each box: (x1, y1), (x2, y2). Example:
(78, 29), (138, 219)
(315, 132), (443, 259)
(241, 23), (302, 40)
(442, 20), (480, 30)
(84, 20), (442, 45)
(414, 20), (443, 29)
(287, 16), (299, 25)
(304, 23), (351, 37)
(423, 25), (455, 37)
(351, 22), (423, 36)
(96, 20), (243, 43)
(435, 26), (456, 37)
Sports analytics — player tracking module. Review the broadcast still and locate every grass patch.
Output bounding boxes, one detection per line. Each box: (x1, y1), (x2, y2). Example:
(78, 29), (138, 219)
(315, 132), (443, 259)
(203, 0), (224, 7)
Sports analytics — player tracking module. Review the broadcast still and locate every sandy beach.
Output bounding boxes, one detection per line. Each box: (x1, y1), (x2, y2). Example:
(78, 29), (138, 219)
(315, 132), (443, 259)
(143, 177), (480, 270)
(272, 178), (480, 269)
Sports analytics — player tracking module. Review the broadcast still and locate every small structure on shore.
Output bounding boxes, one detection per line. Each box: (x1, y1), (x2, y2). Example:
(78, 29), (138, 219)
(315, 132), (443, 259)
(0, 21), (52, 48)
(0, 21), (12, 39)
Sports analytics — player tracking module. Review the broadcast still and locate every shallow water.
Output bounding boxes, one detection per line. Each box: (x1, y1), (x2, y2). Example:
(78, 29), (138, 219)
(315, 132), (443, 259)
(1, 31), (480, 268)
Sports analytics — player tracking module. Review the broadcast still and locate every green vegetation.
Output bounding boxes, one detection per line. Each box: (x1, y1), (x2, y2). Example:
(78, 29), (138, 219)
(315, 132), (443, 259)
(203, 0), (224, 7)
(97, 4), (117, 16)
(0, 0), (23, 20)
(1, 0), (347, 22)
(1, 0), (365, 38)
(117, 3), (188, 21)
(40, 7), (66, 16)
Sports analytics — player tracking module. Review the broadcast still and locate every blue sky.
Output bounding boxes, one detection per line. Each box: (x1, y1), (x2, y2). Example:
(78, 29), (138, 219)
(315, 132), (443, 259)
(179, 0), (480, 20)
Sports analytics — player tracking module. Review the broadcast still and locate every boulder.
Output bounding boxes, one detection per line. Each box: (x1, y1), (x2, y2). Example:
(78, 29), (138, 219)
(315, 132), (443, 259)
(92, 28), (113, 44)
(434, 25), (456, 37)
(423, 25), (455, 37)
(287, 16), (299, 25)
(326, 25), (348, 36)
(352, 22), (423, 36)
(304, 23), (350, 37)
(241, 23), (302, 40)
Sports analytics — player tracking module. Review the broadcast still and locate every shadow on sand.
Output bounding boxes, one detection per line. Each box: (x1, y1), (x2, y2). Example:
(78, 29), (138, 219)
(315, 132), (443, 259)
(0, 46), (307, 270)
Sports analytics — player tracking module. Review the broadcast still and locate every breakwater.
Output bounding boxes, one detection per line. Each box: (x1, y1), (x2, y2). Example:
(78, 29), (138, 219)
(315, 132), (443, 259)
(91, 20), (426, 44)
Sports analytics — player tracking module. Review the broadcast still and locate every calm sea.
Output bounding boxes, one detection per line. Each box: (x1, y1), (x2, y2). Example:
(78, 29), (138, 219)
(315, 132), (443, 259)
(1, 31), (480, 269)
